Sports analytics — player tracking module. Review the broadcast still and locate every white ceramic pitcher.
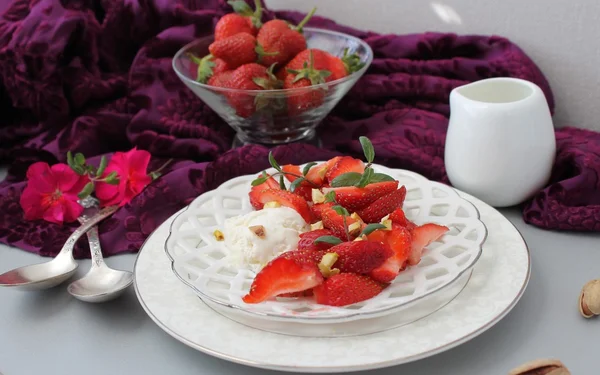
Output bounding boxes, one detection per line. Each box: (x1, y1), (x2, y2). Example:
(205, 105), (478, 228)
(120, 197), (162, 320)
(444, 77), (556, 207)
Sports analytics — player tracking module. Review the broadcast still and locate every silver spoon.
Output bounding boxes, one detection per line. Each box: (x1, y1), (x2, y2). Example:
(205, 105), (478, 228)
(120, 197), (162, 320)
(67, 202), (133, 303)
(0, 203), (118, 291)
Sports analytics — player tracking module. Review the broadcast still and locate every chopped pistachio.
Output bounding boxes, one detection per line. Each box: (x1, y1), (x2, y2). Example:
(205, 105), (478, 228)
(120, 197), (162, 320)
(213, 229), (225, 241)
(312, 189), (325, 204)
(249, 225), (266, 239)
(382, 219), (392, 230)
(264, 201), (281, 208)
(318, 253), (340, 277)
(348, 221), (362, 235)
(310, 221), (324, 230)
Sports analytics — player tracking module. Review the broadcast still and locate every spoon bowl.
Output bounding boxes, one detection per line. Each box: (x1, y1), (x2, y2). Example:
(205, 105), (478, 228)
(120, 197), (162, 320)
(67, 266), (133, 303)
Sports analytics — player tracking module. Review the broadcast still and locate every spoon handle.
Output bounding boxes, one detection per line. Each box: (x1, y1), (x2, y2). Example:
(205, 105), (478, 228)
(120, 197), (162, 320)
(57, 205), (118, 259)
(86, 226), (105, 269)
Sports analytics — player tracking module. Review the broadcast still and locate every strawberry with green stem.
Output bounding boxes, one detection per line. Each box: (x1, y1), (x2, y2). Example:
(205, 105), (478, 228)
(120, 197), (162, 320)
(251, 151), (321, 191)
(255, 7), (317, 67)
(215, 0), (263, 41)
(284, 50), (333, 115)
(187, 54), (230, 84)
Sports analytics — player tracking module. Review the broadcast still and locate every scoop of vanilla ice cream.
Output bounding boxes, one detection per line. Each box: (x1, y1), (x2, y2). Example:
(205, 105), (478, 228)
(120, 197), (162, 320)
(223, 206), (310, 271)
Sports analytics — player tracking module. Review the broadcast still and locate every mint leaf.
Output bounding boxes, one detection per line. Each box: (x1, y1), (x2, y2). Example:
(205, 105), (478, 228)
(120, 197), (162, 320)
(279, 175), (286, 190)
(359, 136), (375, 163)
(332, 205), (349, 217)
(268, 151), (281, 172)
(370, 173), (395, 183)
(330, 172), (362, 187)
(356, 167), (374, 188)
(360, 223), (387, 237)
(96, 156), (107, 178)
(324, 191), (336, 203)
(251, 176), (268, 186)
(290, 178), (304, 193)
(77, 182), (95, 199)
(302, 162), (317, 176)
(314, 236), (343, 245)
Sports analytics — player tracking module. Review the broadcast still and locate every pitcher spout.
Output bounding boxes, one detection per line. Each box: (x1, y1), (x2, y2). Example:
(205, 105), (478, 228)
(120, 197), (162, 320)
(451, 77), (539, 105)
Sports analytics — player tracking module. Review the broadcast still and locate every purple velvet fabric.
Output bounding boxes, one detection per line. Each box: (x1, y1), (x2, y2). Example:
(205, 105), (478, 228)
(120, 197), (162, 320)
(0, 0), (598, 259)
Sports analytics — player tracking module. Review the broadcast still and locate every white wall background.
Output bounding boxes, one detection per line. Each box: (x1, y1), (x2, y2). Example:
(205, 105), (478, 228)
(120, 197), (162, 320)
(268, 0), (600, 131)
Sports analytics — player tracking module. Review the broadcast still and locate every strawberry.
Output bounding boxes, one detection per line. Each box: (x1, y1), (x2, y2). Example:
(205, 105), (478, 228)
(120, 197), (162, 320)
(281, 248), (326, 264)
(313, 273), (386, 307)
(321, 207), (359, 240)
(327, 241), (393, 274)
(250, 188), (312, 223)
(248, 173), (280, 209)
(207, 70), (233, 88)
(278, 289), (314, 298)
(242, 256), (324, 304)
(408, 223), (449, 266)
(325, 156), (365, 183)
(326, 48), (366, 81)
(215, 13), (256, 41)
(280, 49), (332, 80)
(226, 63), (280, 117)
(283, 50), (334, 115)
(323, 181), (399, 212)
(311, 202), (333, 221)
(298, 229), (339, 251)
(389, 207), (416, 230)
(368, 227), (412, 283)
(356, 186), (407, 223)
(255, 7), (316, 68)
(187, 54), (229, 83)
(209, 33), (258, 69)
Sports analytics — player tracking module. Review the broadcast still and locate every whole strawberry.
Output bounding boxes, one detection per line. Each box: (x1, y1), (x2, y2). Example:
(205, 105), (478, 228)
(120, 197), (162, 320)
(187, 54), (231, 83)
(209, 33), (258, 69)
(255, 7), (316, 67)
(214, 0), (263, 41)
(225, 63), (278, 117)
(283, 50), (333, 115)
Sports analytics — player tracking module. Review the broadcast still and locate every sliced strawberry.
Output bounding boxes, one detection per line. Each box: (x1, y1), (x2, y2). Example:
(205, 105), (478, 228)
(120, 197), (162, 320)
(321, 207), (358, 240)
(281, 248), (327, 264)
(328, 241), (393, 274)
(389, 207), (416, 230)
(298, 229), (340, 251)
(278, 289), (314, 298)
(368, 227), (412, 283)
(242, 257), (324, 304)
(325, 156), (364, 183)
(251, 189), (312, 223)
(248, 174), (281, 210)
(305, 162), (330, 186)
(408, 223), (449, 266)
(324, 181), (399, 212)
(356, 186), (407, 223)
(281, 164), (324, 201)
(311, 202), (333, 221)
(313, 273), (386, 307)
(281, 164), (302, 182)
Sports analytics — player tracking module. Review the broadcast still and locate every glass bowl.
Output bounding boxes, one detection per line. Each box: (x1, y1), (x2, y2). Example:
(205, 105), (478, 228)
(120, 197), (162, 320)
(172, 27), (373, 145)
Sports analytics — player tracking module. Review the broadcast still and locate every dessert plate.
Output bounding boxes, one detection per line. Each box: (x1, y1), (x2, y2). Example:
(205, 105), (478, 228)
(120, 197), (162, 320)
(164, 165), (486, 335)
(134, 189), (530, 373)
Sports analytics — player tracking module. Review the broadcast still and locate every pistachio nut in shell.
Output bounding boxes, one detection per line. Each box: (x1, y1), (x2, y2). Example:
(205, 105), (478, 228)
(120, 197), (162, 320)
(508, 359), (570, 375)
(579, 279), (600, 318)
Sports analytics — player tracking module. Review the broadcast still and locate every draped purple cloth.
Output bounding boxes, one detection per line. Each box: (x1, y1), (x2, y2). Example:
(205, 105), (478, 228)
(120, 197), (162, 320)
(0, 0), (599, 259)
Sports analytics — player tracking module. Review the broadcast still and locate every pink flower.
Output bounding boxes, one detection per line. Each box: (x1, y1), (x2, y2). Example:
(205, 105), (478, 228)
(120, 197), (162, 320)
(19, 162), (89, 225)
(95, 148), (152, 207)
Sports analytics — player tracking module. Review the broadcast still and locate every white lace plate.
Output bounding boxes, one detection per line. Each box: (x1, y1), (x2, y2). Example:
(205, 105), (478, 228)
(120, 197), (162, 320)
(164, 164), (487, 326)
(134, 189), (530, 372)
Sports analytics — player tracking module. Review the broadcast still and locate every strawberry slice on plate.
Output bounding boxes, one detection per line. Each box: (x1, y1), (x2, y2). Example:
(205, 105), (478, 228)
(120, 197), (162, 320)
(408, 223), (449, 266)
(325, 156), (364, 183)
(249, 188), (313, 223)
(356, 186), (407, 223)
(311, 202), (333, 221)
(243, 257), (324, 304)
(248, 174), (280, 210)
(313, 273), (386, 307)
(298, 229), (340, 251)
(368, 227), (412, 283)
(328, 240), (393, 274)
(324, 181), (399, 212)
(389, 207), (416, 230)
(321, 206), (359, 239)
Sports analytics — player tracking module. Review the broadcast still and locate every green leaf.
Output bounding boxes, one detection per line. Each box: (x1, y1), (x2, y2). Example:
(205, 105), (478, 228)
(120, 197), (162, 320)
(279, 175), (286, 190)
(150, 171), (161, 180)
(251, 176), (269, 186)
(268, 151), (282, 172)
(104, 171), (120, 185)
(324, 191), (336, 203)
(302, 162), (317, 176)
(356, 167), (374, 188)
(67, 151), (75, 169)
(332, 205), (349, 217)
(227, 0), (254, 16)
(330, 172), (362, 187)
(359, 136), (375, 163)
(289, 178), (305, 193)
(77, 182), (95, 199)
(96, 156), (107, 178)
(74, 152), (86, 166)
(360, 223), (387, 237)
(370, 173), (395, 183)
(314, 236), (343, 245)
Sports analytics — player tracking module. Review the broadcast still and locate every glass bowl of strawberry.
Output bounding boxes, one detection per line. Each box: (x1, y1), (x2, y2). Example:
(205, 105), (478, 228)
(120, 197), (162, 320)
(172, 22), (373, 146)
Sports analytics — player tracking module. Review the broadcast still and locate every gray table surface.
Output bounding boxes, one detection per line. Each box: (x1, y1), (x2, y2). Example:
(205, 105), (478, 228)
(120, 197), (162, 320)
(1, 203), (599, 374)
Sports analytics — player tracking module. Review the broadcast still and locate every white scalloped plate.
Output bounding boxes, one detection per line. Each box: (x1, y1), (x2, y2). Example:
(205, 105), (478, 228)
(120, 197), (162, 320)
(164, 164), (487, 333)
